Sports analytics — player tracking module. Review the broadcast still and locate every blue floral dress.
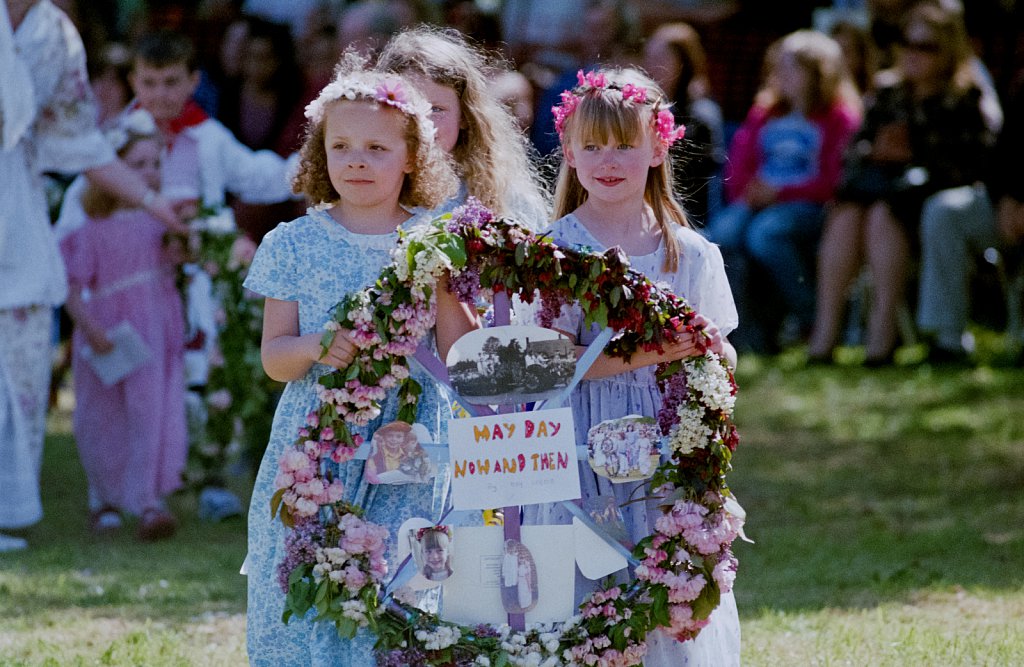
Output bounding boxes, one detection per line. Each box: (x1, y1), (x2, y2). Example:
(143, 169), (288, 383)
(243, 208), (451, 667)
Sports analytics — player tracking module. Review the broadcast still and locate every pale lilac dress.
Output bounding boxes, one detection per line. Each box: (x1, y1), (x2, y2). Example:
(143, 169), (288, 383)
(524, 214), (742, 666)
(60, 210), (187, 515)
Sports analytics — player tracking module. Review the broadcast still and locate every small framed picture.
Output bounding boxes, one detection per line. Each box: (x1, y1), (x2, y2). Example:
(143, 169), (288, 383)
(446, 325), (576, 405)
(500, 538), (539, 613)
(587, 416), (661, 483)
(410, 525), (454, 585)
(366, 421), (436, 485)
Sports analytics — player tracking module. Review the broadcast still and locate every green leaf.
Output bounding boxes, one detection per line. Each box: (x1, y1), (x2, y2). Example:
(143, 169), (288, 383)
(320, 329), (336, 357)
(270, 487), (286, 519)
(314, 579), (330, 606)
(437, 233), (468, 267)
(610, 285), (622, 307)
(515, 242), (527, 266)
(337, 617), (357, 639)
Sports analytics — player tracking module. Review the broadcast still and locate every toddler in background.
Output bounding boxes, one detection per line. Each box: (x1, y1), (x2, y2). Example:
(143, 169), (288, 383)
(59, 110), (187, 541)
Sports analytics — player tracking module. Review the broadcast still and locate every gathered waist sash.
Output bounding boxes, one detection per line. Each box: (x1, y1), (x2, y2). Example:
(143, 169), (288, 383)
(90, 268), (164, 301)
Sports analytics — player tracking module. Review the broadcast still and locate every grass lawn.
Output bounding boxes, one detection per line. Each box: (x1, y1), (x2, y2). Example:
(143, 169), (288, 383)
(2, 353), (1024, 665)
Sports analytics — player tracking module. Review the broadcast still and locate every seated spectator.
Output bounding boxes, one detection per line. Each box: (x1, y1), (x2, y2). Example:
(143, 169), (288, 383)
(487, 69), (535, 133)
(642, 20), (725, 226)
(916, 81), (1023, 364)
(703, 29), (861, 353)
(806, 1), (1000, 365)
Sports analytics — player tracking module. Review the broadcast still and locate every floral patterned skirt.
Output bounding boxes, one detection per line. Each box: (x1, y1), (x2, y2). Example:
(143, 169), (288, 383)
(0, 306), (54, 528)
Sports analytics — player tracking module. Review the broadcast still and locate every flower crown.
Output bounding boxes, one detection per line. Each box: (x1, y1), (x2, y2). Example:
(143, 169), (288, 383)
(552, 70), (687, 149)
(305, 72), (436, 145)
(416, 525), (452, 541)
(105, 109), (157, 152)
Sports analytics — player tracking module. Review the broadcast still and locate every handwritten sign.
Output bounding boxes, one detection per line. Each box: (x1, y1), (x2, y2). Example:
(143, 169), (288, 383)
(447, 408), (580, 509)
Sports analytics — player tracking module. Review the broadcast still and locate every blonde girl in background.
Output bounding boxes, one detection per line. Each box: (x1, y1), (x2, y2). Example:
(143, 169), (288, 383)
(703, 30), (862, 354)
(243, 55), (474, 666)
(531, 67), (741, 665)
(375, 25), (549, 229)
(59, 110), (187, 541)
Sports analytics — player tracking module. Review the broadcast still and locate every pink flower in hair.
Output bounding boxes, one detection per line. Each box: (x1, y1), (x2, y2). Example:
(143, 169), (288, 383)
(553, 90), (580, 136)
(374, 79), (408, 108)
(655, 109), (687, 147)
(621, 84), (648, 103)
(578, 69), (607, 88)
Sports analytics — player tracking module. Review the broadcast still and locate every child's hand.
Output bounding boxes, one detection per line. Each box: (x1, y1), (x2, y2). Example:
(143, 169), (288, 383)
(742, 178), (777, 210)
(664, 313), (724, 360)
(147, 193), (190, 234)
(319, 328), (358, 370)
(690, 314), (725, 357)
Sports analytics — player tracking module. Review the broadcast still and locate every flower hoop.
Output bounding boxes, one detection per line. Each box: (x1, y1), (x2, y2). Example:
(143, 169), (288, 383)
(270, 199), (742, 666)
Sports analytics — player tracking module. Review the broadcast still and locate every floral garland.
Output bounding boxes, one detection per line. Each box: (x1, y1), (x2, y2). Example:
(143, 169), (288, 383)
(270, 199), (742, 666)
(184, 207), (281, 490)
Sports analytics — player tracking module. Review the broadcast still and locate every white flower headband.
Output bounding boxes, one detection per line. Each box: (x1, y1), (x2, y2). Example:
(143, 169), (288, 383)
(105, 109), (157, 152)
(305, 73), (436, 146)
(553, 70), (686, 149)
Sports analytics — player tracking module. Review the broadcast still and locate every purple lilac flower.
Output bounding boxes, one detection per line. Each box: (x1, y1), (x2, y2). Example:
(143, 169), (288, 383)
(277, 518), (324, 593)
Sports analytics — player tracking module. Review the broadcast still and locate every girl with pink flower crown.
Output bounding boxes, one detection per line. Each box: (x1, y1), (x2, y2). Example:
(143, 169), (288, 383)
(242, 54), (474, 666)
(528, 68), (742, 665)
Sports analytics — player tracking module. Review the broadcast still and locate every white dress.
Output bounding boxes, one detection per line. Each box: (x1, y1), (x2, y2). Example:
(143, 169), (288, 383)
(524, 213), (742, 666)
(0, 0), (116, 529)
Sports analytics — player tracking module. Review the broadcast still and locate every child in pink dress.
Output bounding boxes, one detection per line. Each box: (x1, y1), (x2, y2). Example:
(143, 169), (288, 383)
(60, 111), (187, 541)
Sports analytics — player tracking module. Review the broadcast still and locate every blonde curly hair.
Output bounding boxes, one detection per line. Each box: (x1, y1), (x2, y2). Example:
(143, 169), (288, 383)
(292, 52), (458, 209)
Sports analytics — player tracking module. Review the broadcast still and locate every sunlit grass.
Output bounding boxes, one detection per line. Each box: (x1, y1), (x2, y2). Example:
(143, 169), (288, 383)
(2, 355), (1023, 665)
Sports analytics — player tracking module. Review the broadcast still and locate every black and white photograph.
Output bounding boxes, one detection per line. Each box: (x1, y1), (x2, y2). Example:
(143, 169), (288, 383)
(445, 326), (576, 405)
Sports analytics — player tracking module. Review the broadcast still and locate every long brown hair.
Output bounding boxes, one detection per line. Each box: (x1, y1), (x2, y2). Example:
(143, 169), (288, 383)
(552, 69), (689, 273)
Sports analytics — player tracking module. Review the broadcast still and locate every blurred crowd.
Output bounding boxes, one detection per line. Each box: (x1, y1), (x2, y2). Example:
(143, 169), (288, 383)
(55, 0), (1024, 364)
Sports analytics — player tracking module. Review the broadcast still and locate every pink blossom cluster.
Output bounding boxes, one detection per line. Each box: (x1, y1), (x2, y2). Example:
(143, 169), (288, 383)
(337, 512), (390, 582)
(569, 587), (647, 667)
(567, 634), (647, 667)
(665, 604), (711, 642)
(274, 428), (346, 518)
(654, 109), (686, 148)
(580, 586), (629, 621)
(308, 513), (389, 606)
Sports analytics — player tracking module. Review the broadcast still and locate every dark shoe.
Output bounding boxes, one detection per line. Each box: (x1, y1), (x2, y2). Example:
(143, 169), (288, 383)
(137, 508), (177, 541)
(88, 506), (122, 535)
(925, 345), (971, 367)
(806, 351), (833, 366)
(863, 350), (895, 368)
